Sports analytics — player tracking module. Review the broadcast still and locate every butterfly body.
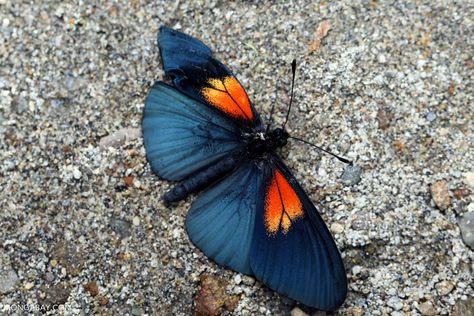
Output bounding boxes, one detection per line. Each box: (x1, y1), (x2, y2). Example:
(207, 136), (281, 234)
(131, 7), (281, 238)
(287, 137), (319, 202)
(163, 127), (289, 203)
(143, 26), (348, 311)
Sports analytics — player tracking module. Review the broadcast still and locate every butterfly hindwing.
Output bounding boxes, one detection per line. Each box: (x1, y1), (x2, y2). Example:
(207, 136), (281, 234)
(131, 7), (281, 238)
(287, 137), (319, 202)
(186, 161), (263, 275)
(158, 26), (262, 127)
(249, 155), (347, 311)
(142, 82), (244, 181)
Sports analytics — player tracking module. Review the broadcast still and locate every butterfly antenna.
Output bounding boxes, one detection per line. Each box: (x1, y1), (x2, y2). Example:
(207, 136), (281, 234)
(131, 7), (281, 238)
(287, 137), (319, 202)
(289, 136), (353, 165)
(266, 79), (279, 133)
(282, 59), (297, 130)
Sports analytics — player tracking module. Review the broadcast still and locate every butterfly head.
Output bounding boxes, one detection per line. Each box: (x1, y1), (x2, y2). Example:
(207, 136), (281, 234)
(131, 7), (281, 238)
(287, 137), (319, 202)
(244, 127), (289, 156)
(268, 127), (289, 148)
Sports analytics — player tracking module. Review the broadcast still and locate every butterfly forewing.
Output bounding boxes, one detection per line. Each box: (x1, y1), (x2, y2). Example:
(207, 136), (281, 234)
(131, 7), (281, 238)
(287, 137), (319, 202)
(143, 82), (243, 181)
(158, 26), (262, 128)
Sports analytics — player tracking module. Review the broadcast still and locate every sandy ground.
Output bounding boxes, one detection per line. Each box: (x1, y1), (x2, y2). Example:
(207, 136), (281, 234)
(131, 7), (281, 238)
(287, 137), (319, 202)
(1, 1), (473, 315)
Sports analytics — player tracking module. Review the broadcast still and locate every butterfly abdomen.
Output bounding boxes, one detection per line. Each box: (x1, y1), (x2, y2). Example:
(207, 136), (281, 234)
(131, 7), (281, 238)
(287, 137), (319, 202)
(162, 153), (241, 203)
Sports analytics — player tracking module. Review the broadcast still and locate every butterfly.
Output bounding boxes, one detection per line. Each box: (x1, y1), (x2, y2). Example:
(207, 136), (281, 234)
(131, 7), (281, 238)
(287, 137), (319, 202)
(142, 26), (348, 311)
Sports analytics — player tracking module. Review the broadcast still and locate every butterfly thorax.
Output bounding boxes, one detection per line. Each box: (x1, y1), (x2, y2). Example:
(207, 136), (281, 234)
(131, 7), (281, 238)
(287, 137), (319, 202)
(244, 128), (289, 156)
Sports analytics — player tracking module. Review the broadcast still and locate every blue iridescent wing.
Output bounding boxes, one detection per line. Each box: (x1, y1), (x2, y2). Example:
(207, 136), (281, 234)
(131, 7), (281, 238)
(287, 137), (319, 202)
(186, 161), (263, 275)
(249, 156), (347, 311)
(158, 26), (262, 128)
(142, 82), (244, 181)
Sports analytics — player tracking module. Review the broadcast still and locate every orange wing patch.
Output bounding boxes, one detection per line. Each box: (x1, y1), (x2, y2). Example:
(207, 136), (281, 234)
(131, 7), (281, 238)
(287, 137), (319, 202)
(264, 170), (304, 235)
(201, 76), (253, 120)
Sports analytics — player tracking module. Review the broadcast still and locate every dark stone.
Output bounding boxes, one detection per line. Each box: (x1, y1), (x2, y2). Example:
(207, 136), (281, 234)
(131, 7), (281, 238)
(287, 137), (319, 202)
(37, 284), (71, 311)
(110, 217), (132, 238)
(341, 164), (362, 186)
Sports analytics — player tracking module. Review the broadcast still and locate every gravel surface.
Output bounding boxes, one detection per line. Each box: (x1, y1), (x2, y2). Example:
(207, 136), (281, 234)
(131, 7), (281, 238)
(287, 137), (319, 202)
(1, 1), (473, 315)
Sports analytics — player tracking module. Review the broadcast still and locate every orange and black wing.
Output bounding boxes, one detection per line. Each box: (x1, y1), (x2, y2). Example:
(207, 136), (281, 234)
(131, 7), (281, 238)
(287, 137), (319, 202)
(249, 155), (347, 311)
(158, 26), (262, 128)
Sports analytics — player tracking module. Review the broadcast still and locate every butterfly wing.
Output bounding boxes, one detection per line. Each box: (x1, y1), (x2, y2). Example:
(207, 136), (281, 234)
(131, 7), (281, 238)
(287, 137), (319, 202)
(158, 26), (262, 128)
(250, 155), (347, 311)
(143, 82), (244, 181)
(185, 161), (263, 275)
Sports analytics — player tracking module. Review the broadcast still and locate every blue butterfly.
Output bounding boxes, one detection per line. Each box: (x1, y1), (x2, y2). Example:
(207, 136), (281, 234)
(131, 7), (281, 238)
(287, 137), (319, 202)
(142, 26), (348, 311)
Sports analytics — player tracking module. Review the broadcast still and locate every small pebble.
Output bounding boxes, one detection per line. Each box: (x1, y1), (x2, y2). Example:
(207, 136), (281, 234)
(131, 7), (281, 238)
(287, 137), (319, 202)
(242, 276), (255, 286)
(464, 172), (474, 188)
(24, 282), (35, 290)
(341, 164), (362, 186)
(172, 228), (181, 239)
(132, 216), (140, 226)
(426, 112), (437, 122)
(99, 127), (141, 149)
(45, 273), (55, 283)
(377, 54), (387, 63)
(349, 307), (364, 316)
(84, 281), (99, 296)
(458, 212), (474, 249)
(418, 301), (437, 316)
(431, 180), (451, 210)
(377, 108), (393, 130)
(99, 296), (109, 306)
(194, 274), (239, 315)
(37, 284), (71, 309)
(387, 296), (404, 311)
(234, 274), (242, 285)
(352, 265), (362, 276)
(435, 280), (454, 296)
(453, 188), (470, 199)
(451, 297), (474, 316)
(52, 243), (84, 276)
(133, 179), (142, 188)
(72, 167), (82, 179)
(290, 307), (309, 316)
(110, 217), (132, 238)
(0, 269), (19, 294)
(131, 306), (145, 316)
(330, 222), (344, 234)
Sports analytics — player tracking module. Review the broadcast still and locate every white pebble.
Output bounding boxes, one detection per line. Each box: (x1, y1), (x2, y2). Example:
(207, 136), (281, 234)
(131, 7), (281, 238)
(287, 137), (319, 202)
(352, 265), (362, 276)
(132, 216), (140, 226)
(464, 172), (474, 188)
(330, 222), (344, 234)
(72, 167), (82, 179)
(234, 274), (242, 285)
(387, 296), (404, 310)
(24, 282), (34, 290)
